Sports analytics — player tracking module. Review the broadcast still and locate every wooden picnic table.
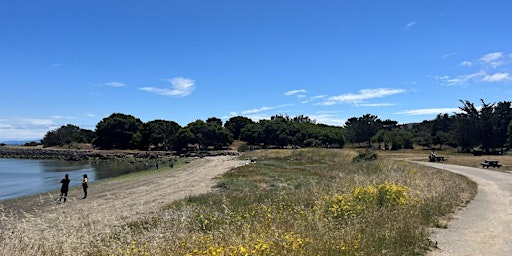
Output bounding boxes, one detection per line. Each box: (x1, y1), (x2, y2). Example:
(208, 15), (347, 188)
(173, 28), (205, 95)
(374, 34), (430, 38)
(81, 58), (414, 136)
(481, 160), (502, 168)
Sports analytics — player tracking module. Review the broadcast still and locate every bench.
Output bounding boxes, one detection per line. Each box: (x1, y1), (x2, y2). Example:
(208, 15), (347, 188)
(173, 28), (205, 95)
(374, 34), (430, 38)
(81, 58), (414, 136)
(429, 155), (446, 162)
(481, 160), (502, 168)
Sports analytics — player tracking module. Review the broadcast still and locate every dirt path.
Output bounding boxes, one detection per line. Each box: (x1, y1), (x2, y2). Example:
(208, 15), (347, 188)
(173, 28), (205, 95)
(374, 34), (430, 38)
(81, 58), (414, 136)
(414, 161), (512, 256)
(0, 155), (248, 254)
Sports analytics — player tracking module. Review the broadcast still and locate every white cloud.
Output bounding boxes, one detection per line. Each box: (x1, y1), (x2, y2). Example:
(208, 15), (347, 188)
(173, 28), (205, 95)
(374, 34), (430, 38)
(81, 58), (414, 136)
(356, 103), (395, 107)
(228, 104), (295, 122)
(301, 94), (327, 104)
(326, 88), (405, 104)
(284, 89), (306, 96)
(437, 70), (510, 85)
(240, 104), (294, 115)
(459, 61), (472, 67)
(442, 52), (456, 58)
(307, 113), (345, 126)
(105, 82), (126, 87)
(405, 21), (417, 29)
(139, 77), (195, 97)
(0, 117), (58, 141)
(50, 115), (76, 120)
(482, 72), (511, 82)
(395, 108), (461, 115)
(479, 52), (505, 68)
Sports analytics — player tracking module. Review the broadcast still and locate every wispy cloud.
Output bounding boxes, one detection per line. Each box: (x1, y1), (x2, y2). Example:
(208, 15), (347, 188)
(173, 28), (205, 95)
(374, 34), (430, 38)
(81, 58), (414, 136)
(405, 21), (417, 30)
(356, 103), (395, 107)
(437, 52), (512, 86)
(459, 61), (473, 67)
(479, 52), (506, 68)
(301, 94), (327, 104)
(139, 77), (195, 97)
(396, 108), (461, 116)
(50, 115), (76, 120)
(239, 104), (294, 115)
(442, 52), (456, 59)
(437, 70), (510, 85)
(105, 82), (127, 87)
(227, 104), (295, 122)
(482, 72), (511, 82)
(324, 88), (405, 105)
(50, 63), (64, 67)
(284, 89), (306, 96)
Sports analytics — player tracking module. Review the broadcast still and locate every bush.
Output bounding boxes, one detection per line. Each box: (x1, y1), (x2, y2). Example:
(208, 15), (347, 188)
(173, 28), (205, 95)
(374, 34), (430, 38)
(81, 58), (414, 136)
(352, 150), (378, 162)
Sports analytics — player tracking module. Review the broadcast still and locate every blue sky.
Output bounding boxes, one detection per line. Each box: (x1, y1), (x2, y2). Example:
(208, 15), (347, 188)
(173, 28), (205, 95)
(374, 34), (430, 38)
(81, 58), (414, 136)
(1, 1), (511, 141)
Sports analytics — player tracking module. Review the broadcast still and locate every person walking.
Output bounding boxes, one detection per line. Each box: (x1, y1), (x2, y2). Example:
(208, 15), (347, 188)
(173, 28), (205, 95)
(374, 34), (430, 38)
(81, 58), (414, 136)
(82, 174), (88, 199)
(59, 174), (70, 203)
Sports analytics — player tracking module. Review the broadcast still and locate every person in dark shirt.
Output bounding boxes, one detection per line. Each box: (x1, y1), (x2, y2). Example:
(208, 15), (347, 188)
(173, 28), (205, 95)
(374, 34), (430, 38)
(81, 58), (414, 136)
(82, 174), (88, 199)
(59, 174), (70, 203)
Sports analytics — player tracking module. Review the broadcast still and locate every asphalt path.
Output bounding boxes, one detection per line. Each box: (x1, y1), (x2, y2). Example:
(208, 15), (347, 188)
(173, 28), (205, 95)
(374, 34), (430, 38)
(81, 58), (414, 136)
(413, 161), (512, 256)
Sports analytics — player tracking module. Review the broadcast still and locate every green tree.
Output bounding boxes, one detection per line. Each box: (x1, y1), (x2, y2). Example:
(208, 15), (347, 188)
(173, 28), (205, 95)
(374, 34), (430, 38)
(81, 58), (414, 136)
(224, 116), (254, 140)
(491, 101), (512, 149)
(453, 100), (511, 152)
(140, 120), (181, 150)
(206, 117), (223, 127)
(453, 100), (480, 151)
(93, 113), (143, 149)
(240, 123), (264, 145)
(344, 114), (382, 147)
(507, 121), (512, 148)
(384, 129), (414, 150)
(42, 124), (94, 147)
(176, 120), (233, 150)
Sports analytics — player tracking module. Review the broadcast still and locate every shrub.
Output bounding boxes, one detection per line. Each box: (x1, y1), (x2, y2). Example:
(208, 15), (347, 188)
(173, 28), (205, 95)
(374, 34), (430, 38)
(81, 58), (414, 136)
(352, 150), (378, 162)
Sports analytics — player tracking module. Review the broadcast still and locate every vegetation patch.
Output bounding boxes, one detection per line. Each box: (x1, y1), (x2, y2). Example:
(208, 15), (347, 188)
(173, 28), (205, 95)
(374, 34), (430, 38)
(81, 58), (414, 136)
(0, 149), (477, 255)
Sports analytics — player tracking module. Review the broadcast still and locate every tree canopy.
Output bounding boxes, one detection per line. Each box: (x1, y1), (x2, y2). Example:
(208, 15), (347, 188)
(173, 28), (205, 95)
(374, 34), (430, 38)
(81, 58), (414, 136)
(40, 99), (512, 154)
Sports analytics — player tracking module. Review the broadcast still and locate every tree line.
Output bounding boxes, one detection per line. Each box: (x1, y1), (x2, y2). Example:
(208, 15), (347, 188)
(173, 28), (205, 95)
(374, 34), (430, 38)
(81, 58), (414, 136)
(41, 99), (512, 153)
(42, 114), (345, 151)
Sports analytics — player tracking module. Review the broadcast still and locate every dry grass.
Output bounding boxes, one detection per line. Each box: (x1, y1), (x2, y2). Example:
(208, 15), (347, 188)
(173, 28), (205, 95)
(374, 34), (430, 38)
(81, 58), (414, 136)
(378, 148), (512, 172)
(0, 149), (477, 255)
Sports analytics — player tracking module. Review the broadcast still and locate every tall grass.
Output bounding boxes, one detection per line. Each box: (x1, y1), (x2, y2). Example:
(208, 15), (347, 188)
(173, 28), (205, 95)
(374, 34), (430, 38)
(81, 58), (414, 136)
(0, 149), (476, 255)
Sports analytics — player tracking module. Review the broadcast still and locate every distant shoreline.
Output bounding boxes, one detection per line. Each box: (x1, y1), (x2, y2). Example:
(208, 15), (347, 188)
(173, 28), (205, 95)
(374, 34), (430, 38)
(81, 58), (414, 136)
(0, 145), (239, 161)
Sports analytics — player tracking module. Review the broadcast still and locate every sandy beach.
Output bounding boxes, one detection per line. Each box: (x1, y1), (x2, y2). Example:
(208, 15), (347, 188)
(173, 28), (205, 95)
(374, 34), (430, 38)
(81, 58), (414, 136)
(0, 155), (248, 255)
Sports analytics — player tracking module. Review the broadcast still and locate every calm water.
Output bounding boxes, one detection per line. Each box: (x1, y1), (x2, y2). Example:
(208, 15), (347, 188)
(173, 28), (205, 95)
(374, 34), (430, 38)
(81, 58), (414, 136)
(0, 158), (146, 201)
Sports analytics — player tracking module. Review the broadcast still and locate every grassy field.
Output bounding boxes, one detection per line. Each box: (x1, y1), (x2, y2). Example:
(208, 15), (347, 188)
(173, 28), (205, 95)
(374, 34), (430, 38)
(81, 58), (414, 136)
(1, 148), (478, 255)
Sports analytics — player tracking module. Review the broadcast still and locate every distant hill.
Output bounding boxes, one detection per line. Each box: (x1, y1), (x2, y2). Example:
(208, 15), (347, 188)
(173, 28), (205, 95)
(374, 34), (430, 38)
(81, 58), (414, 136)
(0, 140), (41, 145)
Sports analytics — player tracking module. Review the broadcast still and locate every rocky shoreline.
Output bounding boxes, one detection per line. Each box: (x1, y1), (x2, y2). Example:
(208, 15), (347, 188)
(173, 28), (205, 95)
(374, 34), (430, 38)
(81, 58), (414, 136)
(0, 146), (239, 161)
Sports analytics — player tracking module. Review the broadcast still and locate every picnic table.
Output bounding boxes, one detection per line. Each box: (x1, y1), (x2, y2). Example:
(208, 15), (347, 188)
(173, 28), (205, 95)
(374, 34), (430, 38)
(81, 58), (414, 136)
(435, 156), (446, 162)
(429, 155), (446, 162)
(481, 160), (502, 168)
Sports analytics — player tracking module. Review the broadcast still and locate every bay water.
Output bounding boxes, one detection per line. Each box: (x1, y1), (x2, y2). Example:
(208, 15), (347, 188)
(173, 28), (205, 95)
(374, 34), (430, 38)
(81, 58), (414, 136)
(0, 158), (146, 201)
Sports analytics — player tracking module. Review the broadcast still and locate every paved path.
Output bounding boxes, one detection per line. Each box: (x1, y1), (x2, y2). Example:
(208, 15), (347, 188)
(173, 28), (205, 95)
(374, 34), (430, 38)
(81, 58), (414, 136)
(414, 161), (512, 256)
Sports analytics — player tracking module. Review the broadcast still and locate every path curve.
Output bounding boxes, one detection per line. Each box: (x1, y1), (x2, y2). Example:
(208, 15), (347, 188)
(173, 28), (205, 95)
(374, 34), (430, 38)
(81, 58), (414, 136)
(413, 161), (512, 256)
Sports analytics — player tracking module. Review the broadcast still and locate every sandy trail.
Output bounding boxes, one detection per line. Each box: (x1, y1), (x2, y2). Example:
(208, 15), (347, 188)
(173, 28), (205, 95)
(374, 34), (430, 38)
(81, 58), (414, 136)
(414, 161), (512, 256)
(1, 155), (247, 252)
(54, 155), (247, 227)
